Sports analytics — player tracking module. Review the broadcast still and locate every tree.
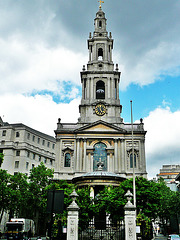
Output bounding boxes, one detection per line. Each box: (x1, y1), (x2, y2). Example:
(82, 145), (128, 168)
(0, 153), (4, 167)
(28, 162), (54, 234)
(0, 169), (10, 222)
(8, 173), (29, 218)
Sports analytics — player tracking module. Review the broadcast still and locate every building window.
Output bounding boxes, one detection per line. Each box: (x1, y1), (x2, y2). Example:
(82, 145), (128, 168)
(98, 48), (103, 61)
(130, 153), (137, 168)
(47, 142), (50, 147)
(42, 140), (45, 145)
(1, 141), (5, 145)
(50, 159), (53, 165)
(32, 164), (35, 169)
(52, 144), (55, 149)
(2, 130), (6, 136)
(32, 135), (35, 142)
(16, 150), (20, 156)
(93, 142), (107, 171)
(26, 162), (29, 170)
(16, 132), (20, 137)
(44, 158), (47, 164)
(38, 138), (40, 144)
(27, 151), (30, 158)
(33, 153), (36, 160)
(39, 155), (41, 161)
(15, 161), (19, 168)
(96, 80), (105, 99)
(99, 20), (102, 28)
(27, 133), (30, 139)
(64, 153), (71, 167)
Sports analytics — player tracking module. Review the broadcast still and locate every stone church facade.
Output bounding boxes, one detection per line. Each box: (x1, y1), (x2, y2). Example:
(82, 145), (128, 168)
(54, 7), (147, 182)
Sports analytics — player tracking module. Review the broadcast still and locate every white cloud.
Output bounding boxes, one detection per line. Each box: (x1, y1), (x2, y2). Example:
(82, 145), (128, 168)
(120, 42), (180, 90)
(144, 106), (180, 179)
(0, 94), (80, 136)
(0, 36), (86, 95)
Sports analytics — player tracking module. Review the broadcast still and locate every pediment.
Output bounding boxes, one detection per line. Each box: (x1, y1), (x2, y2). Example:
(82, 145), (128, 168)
(75, 121), (126, 133)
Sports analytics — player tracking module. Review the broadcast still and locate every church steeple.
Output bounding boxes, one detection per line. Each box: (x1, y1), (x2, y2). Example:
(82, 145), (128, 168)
(78, 7), (123, 124)
(87, 8), (114, 69)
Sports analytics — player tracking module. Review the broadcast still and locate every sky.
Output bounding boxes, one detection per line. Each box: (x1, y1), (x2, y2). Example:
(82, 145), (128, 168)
(0, 0), (180, 179)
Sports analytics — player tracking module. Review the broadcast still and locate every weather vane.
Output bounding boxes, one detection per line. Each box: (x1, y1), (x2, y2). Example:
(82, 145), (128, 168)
(98, 0), (104, 9)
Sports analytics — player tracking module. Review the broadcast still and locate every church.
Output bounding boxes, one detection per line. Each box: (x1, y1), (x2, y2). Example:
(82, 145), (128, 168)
(54, 4), (147, 189)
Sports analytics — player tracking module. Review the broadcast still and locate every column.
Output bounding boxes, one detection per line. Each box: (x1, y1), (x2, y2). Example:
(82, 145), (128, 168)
(114, 138), (118, 172)
(91, 153), (94, 172)
(67, 190), (79, 240)
(120, 139), (125, 172)
(83, 139), (87, 171)
(76, 139), (80, 171)
(124, 190), (136, 240)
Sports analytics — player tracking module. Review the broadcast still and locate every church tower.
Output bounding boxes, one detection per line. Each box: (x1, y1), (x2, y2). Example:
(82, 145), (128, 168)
(54, 6), (147, 182)
(79, 7), (122, 124)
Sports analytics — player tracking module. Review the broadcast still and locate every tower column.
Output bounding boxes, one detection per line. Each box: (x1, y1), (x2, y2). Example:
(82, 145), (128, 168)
(114, 138), (118, 172)
(83, 138), (87, 171)
(76, 138), (80, 171)
(120, 139), (125, 172)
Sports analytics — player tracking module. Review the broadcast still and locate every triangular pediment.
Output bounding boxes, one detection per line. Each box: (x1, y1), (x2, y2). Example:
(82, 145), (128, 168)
(75, 120), (126, 133)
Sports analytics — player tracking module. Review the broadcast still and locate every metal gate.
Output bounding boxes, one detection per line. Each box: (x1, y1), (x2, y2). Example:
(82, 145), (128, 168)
(79, 221), (125, 240)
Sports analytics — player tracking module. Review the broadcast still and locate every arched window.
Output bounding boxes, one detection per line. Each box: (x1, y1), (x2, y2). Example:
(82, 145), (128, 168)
(93, 142), (107, 171)
(96, 80), (105, 99)
(130, 153), (137, 168)
(64, 153), (71, 167)
(99, 20), (102, 28)
(98, 48), (103, 60)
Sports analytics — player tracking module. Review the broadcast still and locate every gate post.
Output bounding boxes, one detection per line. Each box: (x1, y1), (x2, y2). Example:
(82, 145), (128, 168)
(67, 190), (79, 240)
(124, 190), (136, 240)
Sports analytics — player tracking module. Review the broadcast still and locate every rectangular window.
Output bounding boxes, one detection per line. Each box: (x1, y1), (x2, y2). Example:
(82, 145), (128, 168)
(42, 140), (45, 145)
(16, 150), (20, 156)
(32, 164), (35, 169)
(47, 142), (50, 147)
(15, 161), (19, 168)
(33, 153), (36, 159)
(16, 132), (20, 137)
(27, 151), (30, 158)
(50, 159), (53, 165)
(39, 155), (41, 161)
(27, 133), (30, 139)
(32, 135), (35, 142)
(38, 138), (40, 144)
(44, 158), (47, 164)
(2, 130), (6, 136)
(52, 144), (55, 149)
(26, 162), (29, 170)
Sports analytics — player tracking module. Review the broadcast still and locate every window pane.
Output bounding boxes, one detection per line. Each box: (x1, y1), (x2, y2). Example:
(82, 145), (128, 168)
(64, 153), (71, 167)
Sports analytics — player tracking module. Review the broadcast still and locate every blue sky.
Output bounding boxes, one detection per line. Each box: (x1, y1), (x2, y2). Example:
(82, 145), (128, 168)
(0, 0), (180, 179)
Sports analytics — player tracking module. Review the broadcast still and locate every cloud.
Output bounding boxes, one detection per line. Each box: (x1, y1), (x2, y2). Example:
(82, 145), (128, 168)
(0, 36), (86, 95)
(0, 94), (80, 136)
(144, 106), (180, 179)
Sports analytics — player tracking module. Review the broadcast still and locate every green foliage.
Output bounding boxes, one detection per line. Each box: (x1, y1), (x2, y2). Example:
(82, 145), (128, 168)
(0, 153), (4, 167)
(0, 169), (10, 221)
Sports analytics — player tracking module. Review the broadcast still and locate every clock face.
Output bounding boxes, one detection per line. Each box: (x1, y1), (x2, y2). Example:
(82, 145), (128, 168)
(95, 104), (106, 116)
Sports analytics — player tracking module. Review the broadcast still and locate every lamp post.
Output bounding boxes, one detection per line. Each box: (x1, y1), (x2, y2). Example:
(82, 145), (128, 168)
(130, 100), (136, 207)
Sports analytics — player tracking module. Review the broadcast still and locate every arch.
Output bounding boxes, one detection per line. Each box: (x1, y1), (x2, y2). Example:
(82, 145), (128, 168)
(98, 48), (103, 60)
(93, 142), (107, 171)
(96, 80), (105, 99)
(64, 152), (71, 167)
(99, 20), (102, 28)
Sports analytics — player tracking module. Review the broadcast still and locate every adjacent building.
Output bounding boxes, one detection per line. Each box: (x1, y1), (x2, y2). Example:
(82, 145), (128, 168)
(157, 164), (180, 191)
(0, 117), (56, 175)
